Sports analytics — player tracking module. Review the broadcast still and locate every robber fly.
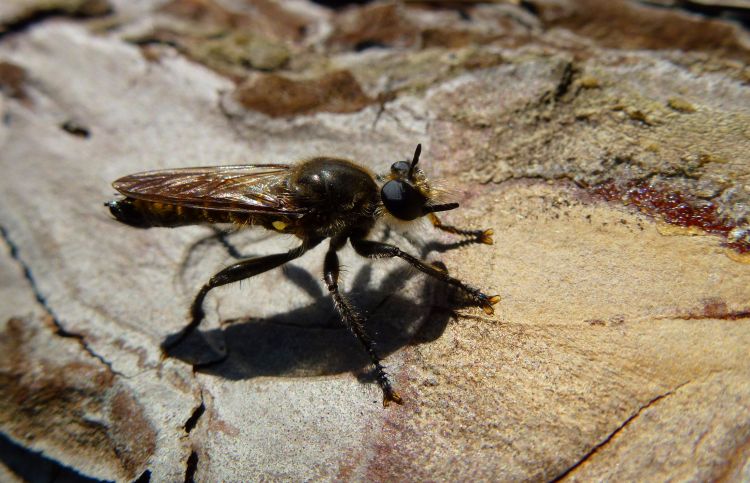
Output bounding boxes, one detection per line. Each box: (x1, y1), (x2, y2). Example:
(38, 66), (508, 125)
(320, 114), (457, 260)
(106, 144), (498, 405)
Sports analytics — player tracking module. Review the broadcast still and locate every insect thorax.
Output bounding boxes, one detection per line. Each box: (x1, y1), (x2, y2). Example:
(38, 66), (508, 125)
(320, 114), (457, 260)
(290, 157), (380, 238)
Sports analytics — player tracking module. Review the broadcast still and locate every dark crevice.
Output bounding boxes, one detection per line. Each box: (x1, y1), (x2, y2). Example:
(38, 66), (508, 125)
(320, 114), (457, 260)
(184, 451), (198, 483)
(184, 400), (206, 434)
(354, 40), (388, 51)
(61, 120), (91, 138)
(182, 393), (205, 482)
(488, 172), (586, 189)
(0, 10), (67, 39)
(554, 61), (575, 100)
(0, 2), (113, 40)
(519, 1), (540, 16)
(0, 431), (111, 483)
(549, 383), (688, 482)
(127, 38), (180, 49)
(640, 1), (750, 28)
(132, 469), (151, 483)
(0, 224), (125, 377)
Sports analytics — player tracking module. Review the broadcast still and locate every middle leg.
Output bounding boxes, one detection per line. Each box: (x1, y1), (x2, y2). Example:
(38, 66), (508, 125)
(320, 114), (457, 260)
(323, 244), (402, 406)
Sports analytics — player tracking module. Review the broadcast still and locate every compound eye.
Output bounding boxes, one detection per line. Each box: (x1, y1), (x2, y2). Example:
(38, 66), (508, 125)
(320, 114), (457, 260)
(381, 180), (426, 221)
(390, 161), (411, 177)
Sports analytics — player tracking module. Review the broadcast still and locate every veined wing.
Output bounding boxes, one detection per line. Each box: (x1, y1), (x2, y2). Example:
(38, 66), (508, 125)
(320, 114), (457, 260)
(112, 164), (305, 215)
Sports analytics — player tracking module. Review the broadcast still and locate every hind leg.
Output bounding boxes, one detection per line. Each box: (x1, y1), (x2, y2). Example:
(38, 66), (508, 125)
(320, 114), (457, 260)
(164, 239), (320, 351)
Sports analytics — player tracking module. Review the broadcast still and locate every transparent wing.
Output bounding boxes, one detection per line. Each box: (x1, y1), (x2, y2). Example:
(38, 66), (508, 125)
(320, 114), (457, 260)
(112, 165), (305, 215)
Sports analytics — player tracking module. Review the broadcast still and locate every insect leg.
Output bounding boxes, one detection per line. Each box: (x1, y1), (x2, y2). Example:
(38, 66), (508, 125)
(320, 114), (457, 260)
(350, 238), (500, 315)
(323, 244), (403, 407)
(428, 213), (493, 244)
(164, 238), (321, 351)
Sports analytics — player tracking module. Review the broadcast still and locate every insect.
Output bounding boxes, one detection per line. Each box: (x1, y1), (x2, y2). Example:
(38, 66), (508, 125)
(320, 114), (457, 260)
(106, 144), (498, 405)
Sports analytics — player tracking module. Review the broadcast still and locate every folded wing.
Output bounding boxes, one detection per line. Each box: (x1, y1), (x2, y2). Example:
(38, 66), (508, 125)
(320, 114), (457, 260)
(112, 165), (306, 215)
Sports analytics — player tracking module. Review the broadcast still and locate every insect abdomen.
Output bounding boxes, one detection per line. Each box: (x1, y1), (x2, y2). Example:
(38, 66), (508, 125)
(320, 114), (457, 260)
(107, 198), (247, 228)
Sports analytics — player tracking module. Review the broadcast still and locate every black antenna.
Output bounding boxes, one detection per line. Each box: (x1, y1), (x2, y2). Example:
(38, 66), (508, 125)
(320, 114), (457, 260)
(423, 202), (459, 214)
(408, 144), (421, 179)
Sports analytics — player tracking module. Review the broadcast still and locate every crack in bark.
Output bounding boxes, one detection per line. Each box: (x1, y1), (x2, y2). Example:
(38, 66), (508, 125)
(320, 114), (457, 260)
(0, 224), (125, 377)
(0, 2), (113, 40)
(181, 391), (206, 481)
(133, 469), (151, 483)
(554, 61), (575, 101)
(184, 450), (198, 483)
(483, 172), (586, 188)
(184, 392), (206, 434)
(549, 382), (689, 482)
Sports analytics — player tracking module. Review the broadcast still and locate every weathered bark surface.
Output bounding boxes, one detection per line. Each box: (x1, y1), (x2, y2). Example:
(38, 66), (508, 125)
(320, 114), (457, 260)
(1, 0), (749, 481)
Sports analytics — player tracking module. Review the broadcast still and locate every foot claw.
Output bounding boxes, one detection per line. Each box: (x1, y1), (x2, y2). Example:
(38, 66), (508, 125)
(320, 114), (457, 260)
(479, 294), (501, 315)
(480, 229), (494, 245)
(383, 390), (404, 407)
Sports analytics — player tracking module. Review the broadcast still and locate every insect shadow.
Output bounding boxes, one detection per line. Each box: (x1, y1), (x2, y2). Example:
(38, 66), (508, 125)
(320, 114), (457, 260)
(165, 229), (475, 383)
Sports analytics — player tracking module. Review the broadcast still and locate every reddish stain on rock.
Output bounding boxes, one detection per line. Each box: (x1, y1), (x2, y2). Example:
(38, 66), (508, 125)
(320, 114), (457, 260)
(674, 298), (750, 321)
(235, 70), (373, 117)
(0, 61), (28, 100)
(0, 317), (156, 481)
(586, 319), (606, 326)
(208, 412), (240, 437)
(110, 390), (158, 477)
(592, 180), (750, 254)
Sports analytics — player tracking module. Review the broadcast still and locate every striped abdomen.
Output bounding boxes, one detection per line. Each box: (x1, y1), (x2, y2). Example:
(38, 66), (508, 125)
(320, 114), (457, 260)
(107, 198), (257, 228)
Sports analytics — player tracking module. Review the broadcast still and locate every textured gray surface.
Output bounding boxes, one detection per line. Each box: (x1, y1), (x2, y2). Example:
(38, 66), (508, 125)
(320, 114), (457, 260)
(1, 1), (749, 481)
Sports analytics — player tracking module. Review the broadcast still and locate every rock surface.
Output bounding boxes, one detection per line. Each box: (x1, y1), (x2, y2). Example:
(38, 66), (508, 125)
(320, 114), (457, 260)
(0, 0), (748, 481)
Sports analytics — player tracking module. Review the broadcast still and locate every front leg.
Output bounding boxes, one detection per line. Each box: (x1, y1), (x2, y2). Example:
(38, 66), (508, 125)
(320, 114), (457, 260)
(429, 213), (493, 245)
(324, 245), (403, 406)
(350, 238), (500, 315)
